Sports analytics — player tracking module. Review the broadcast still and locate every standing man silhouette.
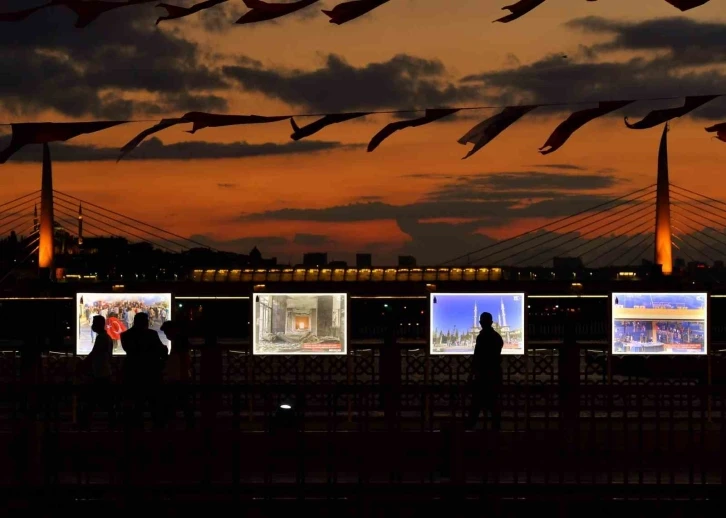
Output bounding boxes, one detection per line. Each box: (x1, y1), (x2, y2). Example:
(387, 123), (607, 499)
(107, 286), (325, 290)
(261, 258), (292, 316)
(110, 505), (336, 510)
(121, 312), (168, 427)
(466, 311), (503, 430)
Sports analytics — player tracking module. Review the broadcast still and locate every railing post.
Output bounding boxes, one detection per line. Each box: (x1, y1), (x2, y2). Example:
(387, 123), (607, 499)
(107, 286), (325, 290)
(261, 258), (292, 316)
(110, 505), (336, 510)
(200, 330), (222, 486)
(380, 328), (401, 431)
(559, 324), (580, 451)
(200, 333), (222, 428)
(17, 331), (44, 485)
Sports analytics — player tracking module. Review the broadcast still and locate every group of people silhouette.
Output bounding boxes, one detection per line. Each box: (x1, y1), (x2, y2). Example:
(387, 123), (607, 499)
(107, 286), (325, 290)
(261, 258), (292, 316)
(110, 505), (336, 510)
(79, 312), (191, 428)
(79, 309), (504, 430)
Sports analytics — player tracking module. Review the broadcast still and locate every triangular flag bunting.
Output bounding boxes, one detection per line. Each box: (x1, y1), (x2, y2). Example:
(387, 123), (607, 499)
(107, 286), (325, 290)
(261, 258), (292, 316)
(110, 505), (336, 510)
(322, 0), (390, 25)
(0, 4), (49, 22)
(459, 106), (537, 159)
(53, 0), (156, 29)
(625, 95), (719, 129)
(494, 0), (547, 23)
(157, 0), (228, 24)
(705, 122), (726, 143)
(664, 0), (710, 11)
(118, 112), (290, 160)
(237, 0), (319, 24)
(118, 118), (186, 161)
(367, 109), (459, 152)
(183, 112), (290, 134)
(0, 121), (128, 164)
(539, 100), (633, 155)
(290, 113), (368, 141)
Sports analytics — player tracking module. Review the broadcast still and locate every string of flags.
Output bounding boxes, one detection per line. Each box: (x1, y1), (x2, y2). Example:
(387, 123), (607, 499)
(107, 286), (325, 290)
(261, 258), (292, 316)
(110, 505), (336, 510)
(1, 94), (724, 164)
(0, 0), (714, 28)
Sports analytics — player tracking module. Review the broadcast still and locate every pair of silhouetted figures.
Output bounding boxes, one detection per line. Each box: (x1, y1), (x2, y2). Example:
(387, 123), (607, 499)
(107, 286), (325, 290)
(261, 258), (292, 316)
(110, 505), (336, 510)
(80, 312), (191, 429)
(466, 312), (503, 430)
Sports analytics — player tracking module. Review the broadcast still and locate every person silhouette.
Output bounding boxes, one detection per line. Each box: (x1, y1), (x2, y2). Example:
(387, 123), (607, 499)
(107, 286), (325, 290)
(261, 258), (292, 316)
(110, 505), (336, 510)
(79, 315), (113, 428)
(121, 312), (168, 427)
(466, 311), (503, 430)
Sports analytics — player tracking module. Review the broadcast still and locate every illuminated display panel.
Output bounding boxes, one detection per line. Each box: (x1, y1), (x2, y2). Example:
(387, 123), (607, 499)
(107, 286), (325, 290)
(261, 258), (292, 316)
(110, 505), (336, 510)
(430, 293), (525, 355)
(76, 293), (172, 355)
(612, 293), (707, 355)
(253, 293), (347, 355)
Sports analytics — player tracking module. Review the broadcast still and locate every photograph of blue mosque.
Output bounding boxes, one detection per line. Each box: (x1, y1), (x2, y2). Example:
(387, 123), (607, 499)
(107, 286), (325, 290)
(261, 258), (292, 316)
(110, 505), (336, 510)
(430, 293), (525, 355)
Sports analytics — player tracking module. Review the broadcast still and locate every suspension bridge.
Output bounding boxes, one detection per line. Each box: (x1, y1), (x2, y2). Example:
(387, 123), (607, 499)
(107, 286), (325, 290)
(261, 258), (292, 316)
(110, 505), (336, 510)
(1, 125), (726, 282)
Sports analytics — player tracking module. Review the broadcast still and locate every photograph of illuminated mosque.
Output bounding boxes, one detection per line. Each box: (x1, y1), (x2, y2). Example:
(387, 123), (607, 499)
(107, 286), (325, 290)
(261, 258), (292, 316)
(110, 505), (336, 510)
(430, 293), (525, 355)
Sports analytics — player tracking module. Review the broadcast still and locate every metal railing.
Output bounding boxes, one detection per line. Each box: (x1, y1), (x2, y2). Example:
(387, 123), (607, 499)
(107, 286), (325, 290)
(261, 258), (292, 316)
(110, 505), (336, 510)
(4, 383), (725, 498)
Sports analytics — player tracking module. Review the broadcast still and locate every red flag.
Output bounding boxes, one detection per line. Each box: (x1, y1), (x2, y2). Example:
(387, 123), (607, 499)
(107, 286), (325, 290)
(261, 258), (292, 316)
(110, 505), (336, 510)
(106, 317), (127, 340)
(156, 0), (228, 24)
(664, 0), (710, 11)
(625, 95), (719, 129)
(539, 101), (633, 155)
(367, 109), (459, 152)
(183, 112), (289, 134)
(459, 106), (537, 159)
(291, 113), (368, 141)
(0, 121), (128, 164)
(118, 118), (186, 161)
(0, 4), (49, 22)
(494, 0), (547, 23)
(705, 123), (726, 143)
(237, 0), (319, 24)
(322, 0), (390, 25)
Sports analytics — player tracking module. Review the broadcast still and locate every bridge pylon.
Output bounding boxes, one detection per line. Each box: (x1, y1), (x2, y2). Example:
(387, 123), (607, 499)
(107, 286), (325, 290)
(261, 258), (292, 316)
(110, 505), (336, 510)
(38, 144), (54, 280)
(655, 123), (673, 275)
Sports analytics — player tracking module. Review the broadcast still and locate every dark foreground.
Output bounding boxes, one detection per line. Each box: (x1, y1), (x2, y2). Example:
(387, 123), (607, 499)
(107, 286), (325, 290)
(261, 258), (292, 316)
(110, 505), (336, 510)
(3, 383), (726, 516)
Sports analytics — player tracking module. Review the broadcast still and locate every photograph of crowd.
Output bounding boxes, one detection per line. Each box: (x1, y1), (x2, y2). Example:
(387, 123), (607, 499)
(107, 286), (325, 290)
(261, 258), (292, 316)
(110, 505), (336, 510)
(431, 293), (525, 355)
(613, 320), (706, 354)
(76, 293), (172, 355)
(254, 293), (346, 355)
(612, 293), (707, 355)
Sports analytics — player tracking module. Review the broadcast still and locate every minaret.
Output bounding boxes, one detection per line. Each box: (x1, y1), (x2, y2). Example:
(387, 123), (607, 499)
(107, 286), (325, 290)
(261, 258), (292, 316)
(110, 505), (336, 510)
(655, 123), (673, 275)
(38, 144), (55, 278)
(473, 300), (478, 328)
(77, 203), (83, 246)
(500, 298), (507, 328)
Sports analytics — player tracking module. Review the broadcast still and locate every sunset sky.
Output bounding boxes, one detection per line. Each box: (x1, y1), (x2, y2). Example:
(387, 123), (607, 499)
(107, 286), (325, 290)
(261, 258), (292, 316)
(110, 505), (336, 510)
(1, 0), (725, 265)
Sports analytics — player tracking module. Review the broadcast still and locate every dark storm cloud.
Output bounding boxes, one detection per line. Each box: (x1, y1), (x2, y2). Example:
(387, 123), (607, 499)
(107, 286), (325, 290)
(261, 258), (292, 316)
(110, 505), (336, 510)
(0, 1), (226, 118)
(567, 17), (726, 65)
(428, 172), (620, 202)
(235, 168), (642, 264)
(462, 17), (726, 120)
(535, 164), (586, 171)
(239, 171), (624, 224)
(402, 173), (461, 180)
(0, 136), (357, 162)
(223, 54), (483, 111)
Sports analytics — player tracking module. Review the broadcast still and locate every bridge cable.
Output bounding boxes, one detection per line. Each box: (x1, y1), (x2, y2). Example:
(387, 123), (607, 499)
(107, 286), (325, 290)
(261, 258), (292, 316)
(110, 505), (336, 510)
(466, 188), (656, 265)
(54, 190), (216, 251)
(54, 200), (178, 253)
(53, 193), (189, 251)
(439, 183), (656, 265)
(512, 196), (656, 266)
